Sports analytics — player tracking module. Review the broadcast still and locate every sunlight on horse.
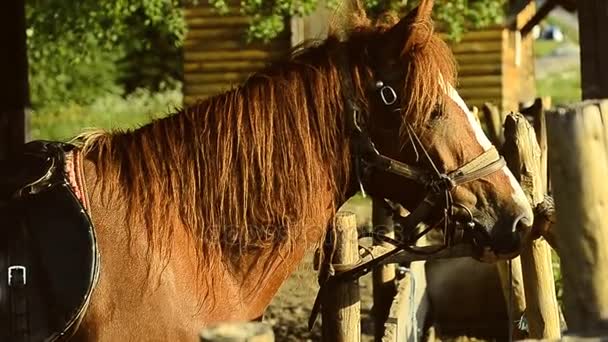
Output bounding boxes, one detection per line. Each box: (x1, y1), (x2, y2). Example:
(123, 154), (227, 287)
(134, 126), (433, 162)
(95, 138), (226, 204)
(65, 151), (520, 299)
(68, 0), (533, 339)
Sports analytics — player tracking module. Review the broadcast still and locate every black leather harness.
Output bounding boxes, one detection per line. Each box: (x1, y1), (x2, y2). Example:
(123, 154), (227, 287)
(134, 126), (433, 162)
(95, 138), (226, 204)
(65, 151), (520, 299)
(1, 141), (99, 342)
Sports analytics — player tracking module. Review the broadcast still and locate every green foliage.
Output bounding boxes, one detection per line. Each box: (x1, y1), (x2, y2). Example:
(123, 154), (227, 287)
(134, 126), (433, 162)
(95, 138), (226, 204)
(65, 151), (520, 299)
(26, 0), (507, 112)
(536, 64), (581, 105)
(431, 0), (507, 41)
(30, 85), (182, 142)
(26, 0), (188, 108)
(207, 0), (506, 42)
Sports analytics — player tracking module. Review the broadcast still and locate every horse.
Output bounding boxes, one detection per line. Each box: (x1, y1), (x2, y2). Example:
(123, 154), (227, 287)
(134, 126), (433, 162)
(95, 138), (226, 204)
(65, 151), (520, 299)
(1, 0), (534, 340)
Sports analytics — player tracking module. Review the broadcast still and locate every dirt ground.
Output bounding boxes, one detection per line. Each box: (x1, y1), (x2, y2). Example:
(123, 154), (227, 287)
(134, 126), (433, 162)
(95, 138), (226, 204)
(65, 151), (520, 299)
(265, 252), (376, 342)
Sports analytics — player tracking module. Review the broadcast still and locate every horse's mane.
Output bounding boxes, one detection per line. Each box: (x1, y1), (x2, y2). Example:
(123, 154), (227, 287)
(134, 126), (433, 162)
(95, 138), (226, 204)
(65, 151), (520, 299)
(77, 9), (455, 280)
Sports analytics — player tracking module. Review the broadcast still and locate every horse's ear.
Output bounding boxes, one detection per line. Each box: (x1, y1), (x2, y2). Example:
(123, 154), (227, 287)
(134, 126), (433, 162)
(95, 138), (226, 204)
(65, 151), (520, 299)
(382, 0), (435, 56)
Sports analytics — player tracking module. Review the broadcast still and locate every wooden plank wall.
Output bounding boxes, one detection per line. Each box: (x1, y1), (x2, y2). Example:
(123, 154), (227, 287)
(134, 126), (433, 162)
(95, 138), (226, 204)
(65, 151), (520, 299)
(183, 3), (536, 113)
(445, 1), (536, 114)
(503, 0), (537, 112)
(443, 28), (505, 111)
(183, 1), (292, 105)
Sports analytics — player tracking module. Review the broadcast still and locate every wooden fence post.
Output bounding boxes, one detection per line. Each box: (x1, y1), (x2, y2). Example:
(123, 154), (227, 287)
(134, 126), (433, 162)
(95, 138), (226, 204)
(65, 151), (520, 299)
(322, 211), (361, 342)
(547, 100), (608, 334)
(496, 258), (527, 335)
(199, 322), (274, 342)
(503, 113), (561, 339)
(482, 102), (504, 146)
(372, 199), (397, 342)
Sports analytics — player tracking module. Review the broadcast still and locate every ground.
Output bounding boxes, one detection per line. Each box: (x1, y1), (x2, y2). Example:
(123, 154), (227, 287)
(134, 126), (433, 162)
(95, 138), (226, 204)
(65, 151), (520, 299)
(265, 253), (376, 342)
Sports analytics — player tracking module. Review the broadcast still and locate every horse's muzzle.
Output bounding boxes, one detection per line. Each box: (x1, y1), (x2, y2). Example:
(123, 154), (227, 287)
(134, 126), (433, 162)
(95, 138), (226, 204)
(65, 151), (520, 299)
(465, 214), (529, 262)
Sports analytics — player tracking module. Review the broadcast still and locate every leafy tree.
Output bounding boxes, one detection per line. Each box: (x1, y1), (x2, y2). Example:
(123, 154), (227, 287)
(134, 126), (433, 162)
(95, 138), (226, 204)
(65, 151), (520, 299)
(207, 0), (507, 42)
(26, 0), (506, 108)
(26, 0), (187, 108)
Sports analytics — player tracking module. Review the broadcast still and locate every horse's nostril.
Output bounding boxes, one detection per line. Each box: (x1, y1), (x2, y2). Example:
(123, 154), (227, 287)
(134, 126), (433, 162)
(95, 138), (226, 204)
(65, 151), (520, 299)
(512, 212), (533, 233)
(492, 231), (522, 255)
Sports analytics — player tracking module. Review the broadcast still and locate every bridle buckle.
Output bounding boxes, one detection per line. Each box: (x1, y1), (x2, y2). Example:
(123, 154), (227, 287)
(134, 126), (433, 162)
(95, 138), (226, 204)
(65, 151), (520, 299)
(428, 174), (456, 193)
(8, 265), (27, 288)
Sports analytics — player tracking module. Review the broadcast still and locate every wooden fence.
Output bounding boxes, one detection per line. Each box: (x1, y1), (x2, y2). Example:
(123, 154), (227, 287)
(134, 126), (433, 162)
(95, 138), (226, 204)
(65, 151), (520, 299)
(198, 99), (608, 341)
(312, 98), (608, 341)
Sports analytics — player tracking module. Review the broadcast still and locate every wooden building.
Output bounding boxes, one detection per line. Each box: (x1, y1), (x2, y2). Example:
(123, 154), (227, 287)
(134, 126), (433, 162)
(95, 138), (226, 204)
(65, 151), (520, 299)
(182, 1), (292, 105)
(182, 1), (537, 113)
(444, 1), (536, 113)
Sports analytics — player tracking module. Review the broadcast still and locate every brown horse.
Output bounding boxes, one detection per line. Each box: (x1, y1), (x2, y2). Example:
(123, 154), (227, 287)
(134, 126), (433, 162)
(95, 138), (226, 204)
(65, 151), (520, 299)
(65, 1), (533, 340)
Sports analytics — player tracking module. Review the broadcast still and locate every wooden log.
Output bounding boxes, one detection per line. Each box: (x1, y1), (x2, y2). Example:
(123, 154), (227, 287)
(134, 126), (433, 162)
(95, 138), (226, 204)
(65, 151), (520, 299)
(184, 61), (268, 73)
(451, 41), (503, 54)
(547, 100), (608, 334)
(458, 87), (502, 100)
(322, 212), (361, 342)
(185, 72), (249, 84)
(184, 84), (234, 97)
(521, 0), (558, 37)
(372, 199), (397, 342)
(184, 7), (242, 18)
(184, 50), (283, 62)
(482, 102), (504, 146)
(184, 39), (287, 52)
(458, 64), (502, 76)
(503, 113), (561, 339)
(187, 16), (250, 28)
(440, 28), (503, 42)
(381, 261), (428, 342)
(496, 258), (528, 338)
(463, 98), (503, 112)
(455, 52), (502, 65)
(458, 75), (503, 88)
(199, 322), (274, 342)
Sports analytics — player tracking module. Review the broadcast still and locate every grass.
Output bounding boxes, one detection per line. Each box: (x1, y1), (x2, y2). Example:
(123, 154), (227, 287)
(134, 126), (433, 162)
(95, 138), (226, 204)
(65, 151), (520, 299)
(536, 64), (581, 105)
(30, 86), (182, 141)
(534, 40), (561, 58)
(534, 12), (581, 106)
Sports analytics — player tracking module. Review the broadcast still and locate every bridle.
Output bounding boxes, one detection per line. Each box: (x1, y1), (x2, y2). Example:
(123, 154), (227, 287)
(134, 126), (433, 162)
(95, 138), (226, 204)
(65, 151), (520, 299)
(307, 48), (509, 330)
(336, 48), (507, 253)
(350, 99), (507, 249)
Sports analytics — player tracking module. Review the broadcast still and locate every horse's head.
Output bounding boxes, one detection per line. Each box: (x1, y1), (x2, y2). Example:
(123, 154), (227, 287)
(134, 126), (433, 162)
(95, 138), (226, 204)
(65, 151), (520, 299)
(340, 0), (533, 260)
